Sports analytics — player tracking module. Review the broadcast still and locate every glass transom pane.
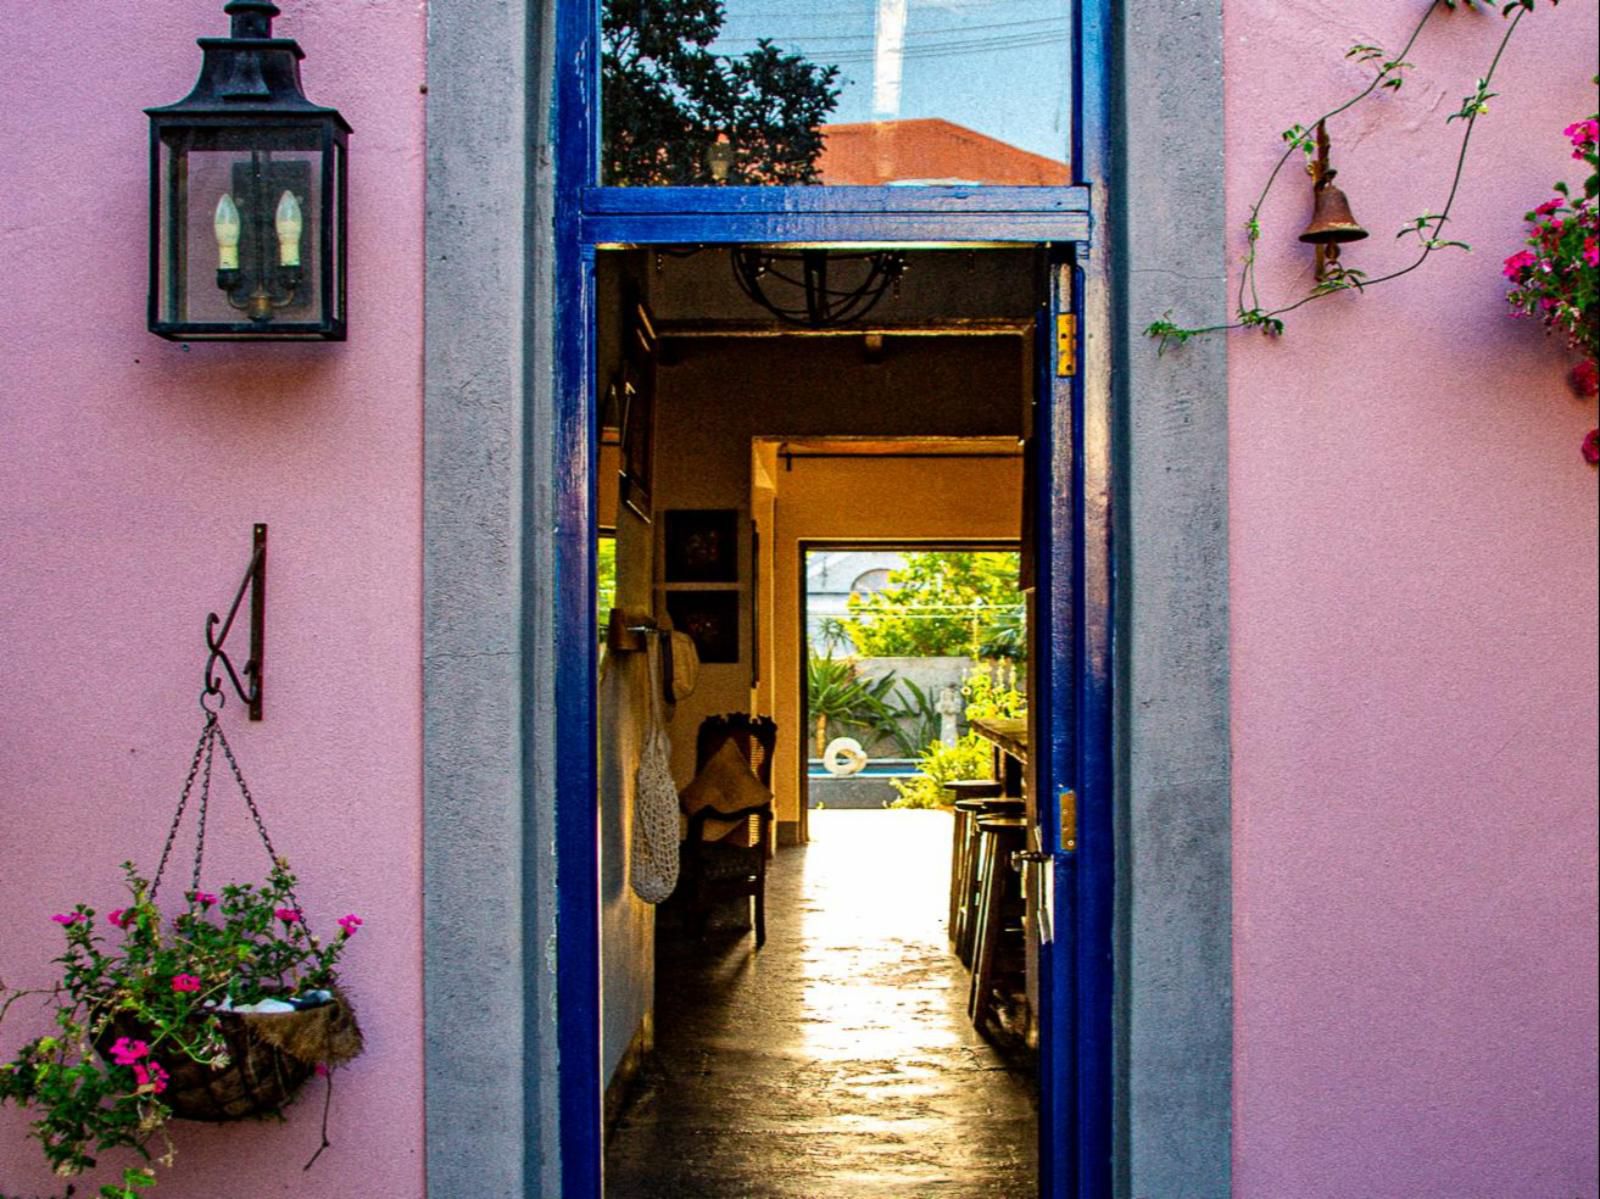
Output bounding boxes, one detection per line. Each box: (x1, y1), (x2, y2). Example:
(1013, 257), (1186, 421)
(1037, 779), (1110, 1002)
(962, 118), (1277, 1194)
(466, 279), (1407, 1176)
(602, 0), (1072, 187)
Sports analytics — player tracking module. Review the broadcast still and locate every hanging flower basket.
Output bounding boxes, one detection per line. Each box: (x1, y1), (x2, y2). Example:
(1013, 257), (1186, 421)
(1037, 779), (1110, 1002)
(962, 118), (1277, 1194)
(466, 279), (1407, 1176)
(0, 704), (365, 1191)
(97, 988), (363, 1123)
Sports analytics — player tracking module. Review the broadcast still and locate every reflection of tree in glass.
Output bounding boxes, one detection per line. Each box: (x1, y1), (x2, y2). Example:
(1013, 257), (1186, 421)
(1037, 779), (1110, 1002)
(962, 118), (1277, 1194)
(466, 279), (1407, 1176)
(602, 0), (841, 186)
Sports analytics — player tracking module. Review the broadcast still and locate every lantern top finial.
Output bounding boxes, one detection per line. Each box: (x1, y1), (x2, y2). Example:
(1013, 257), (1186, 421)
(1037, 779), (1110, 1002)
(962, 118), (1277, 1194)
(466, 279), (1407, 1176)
(224, 1), (281, 40)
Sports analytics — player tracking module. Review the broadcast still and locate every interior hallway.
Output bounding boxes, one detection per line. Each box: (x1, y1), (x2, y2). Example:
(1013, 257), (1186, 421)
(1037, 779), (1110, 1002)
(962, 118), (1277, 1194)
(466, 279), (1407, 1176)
(605, 809), (1038, 1198)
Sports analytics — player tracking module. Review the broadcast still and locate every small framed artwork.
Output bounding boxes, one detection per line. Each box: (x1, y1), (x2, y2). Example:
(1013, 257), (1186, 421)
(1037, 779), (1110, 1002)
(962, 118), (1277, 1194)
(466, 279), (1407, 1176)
(619, 371), (652, 522)
(666, 591), (740, 664)
(664, 509), (739, 583)
(618, 297), (658, 523)
(600, 379), (624, 446)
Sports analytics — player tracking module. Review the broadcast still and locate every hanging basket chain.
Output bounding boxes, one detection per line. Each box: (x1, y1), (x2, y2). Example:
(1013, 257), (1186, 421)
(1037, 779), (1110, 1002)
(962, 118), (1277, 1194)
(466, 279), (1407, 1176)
(149, 708), (311, 939)
(213, 717), (310, 936)
(150, 713), (218, 905)
(190, 720), (218, 899)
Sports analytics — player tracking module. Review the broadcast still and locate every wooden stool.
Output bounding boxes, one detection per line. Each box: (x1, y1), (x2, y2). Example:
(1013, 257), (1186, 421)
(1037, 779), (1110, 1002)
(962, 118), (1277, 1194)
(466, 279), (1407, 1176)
(967, 814), (1028, 1032)
(945, 780), (1003, 945)
(954, 796), (1025, 966)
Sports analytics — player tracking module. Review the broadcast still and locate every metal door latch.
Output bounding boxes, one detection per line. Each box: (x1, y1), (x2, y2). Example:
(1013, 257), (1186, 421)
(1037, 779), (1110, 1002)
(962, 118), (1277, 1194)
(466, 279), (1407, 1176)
(1060, 789), (1077, 851)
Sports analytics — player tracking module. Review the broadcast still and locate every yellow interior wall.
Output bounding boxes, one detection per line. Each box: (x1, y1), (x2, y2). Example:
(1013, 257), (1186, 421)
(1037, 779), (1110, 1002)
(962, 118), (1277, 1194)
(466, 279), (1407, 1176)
(765, 453), (1022, 836)
(650, 337), (1026, 795)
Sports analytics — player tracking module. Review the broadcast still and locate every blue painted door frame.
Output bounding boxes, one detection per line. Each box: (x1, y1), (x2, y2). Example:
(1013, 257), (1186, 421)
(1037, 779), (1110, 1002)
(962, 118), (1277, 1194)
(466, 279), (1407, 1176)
(551, 4), (1114, 1196)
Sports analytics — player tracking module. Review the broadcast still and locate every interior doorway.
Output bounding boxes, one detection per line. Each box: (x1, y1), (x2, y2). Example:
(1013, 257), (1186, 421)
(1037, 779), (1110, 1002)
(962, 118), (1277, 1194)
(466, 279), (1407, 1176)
(592, 245), (1059, 1194)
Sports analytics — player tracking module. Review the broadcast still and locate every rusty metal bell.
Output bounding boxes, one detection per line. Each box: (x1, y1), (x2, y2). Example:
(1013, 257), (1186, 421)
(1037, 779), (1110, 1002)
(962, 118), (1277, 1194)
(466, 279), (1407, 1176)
(1299, 173), (1369, 245)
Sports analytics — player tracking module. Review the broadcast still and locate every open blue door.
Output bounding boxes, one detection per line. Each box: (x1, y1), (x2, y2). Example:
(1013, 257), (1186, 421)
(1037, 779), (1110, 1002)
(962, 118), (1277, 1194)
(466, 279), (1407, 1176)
(1031, 245), (1114, 1198)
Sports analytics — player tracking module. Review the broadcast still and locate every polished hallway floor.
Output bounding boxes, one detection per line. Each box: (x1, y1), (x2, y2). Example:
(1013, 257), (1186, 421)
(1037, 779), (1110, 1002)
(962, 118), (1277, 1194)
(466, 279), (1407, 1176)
(605, 809), (1038, 1198)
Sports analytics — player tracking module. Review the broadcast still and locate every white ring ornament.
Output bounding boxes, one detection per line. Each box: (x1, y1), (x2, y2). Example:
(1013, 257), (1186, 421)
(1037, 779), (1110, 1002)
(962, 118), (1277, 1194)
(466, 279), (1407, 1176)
(822, 737), (869, 777)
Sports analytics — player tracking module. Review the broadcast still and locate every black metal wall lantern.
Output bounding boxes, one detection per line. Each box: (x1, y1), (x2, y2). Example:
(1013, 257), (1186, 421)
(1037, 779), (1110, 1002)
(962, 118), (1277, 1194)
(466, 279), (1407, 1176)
(147, 1), (349, 340)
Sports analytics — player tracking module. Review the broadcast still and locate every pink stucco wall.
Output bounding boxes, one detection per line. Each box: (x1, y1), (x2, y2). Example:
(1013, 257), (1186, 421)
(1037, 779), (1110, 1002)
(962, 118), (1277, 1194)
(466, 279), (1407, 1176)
(0, 3), (426, 1196)
(1227, 2), (1599, 1194)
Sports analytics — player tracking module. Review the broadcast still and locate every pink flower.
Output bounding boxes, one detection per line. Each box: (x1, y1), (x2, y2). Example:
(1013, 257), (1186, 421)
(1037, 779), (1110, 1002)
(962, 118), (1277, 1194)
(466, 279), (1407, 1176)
(1564, 119), (1599, 151)
(171, 974), (202, 993)
(1502, 249), (1537, 279)
(337, 913), (363, 937)
(109, 1037), (150, 1066)
(274, 907), (303, 925)
(1534, 197), (1564, 217)
(189, 890), (218, 908)
(1584, 236), (1599, 269)
(1571, 360), (1599, 398)
(50, 912), (86, 926)
(314, 1063), (331, 1078)
(107, 908), (135, 928)
(132, 1061), (169, 1095)
(1583, 429), (1600, 467)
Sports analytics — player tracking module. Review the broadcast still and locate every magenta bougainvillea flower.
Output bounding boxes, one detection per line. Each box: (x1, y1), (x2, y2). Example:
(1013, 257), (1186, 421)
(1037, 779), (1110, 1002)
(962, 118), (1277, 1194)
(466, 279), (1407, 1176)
(132, 1061), (170, 1095)
(1502, 249), (1538, 279)
(1505, 107), (1598, 464)
(337, 913), (363, 936)
(1584, 429), (1600, 465)
(189, 890), (218, 908)
(170, 974), (201, 993)
(107, 907), (135, 928)
(1565, 118), (1599, 157)
(274, 906), (303, 925)
(49, 913), (86, 926)
(108, 1037), (150, 1066)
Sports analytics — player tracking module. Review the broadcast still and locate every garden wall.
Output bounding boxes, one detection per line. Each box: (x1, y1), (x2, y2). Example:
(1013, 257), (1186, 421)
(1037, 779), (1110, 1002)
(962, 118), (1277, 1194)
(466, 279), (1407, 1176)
(1223, 2), (1599, 1193)
(0, 2), (427, 1196)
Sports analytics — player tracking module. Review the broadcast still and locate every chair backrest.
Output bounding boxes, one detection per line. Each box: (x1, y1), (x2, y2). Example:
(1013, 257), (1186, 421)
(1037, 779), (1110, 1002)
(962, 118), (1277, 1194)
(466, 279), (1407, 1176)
(696, 714), (779, 789)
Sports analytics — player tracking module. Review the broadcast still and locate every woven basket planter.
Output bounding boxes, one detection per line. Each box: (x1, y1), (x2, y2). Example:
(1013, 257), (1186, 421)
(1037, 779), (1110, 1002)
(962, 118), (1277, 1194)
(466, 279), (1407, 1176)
(100, 991), (362, 1123)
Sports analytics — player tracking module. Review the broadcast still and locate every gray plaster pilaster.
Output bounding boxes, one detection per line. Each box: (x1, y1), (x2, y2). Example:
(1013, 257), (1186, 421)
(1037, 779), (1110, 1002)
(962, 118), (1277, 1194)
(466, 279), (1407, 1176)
(422, 0), (560, 1194)
(1112, 2), (1234, 1196)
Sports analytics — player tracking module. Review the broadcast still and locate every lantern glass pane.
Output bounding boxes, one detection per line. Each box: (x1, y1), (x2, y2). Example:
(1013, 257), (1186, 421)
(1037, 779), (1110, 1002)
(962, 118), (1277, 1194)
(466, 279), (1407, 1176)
(157, 127), (327, 331)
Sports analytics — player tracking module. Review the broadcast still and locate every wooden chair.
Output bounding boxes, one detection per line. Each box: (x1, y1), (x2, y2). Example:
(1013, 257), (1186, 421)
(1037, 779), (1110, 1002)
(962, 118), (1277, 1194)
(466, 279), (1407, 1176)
(680, 714), (778, 947)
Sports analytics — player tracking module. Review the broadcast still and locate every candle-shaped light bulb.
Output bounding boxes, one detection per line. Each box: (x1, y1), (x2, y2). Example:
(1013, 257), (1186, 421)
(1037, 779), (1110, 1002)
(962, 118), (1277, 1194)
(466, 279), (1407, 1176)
(275, 191), (303, 267)
(214, 194), (241, 270)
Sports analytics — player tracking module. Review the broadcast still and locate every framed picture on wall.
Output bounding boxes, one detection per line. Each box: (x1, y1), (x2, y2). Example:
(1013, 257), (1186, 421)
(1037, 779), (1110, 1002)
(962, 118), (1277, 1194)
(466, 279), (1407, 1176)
(618, 298), (657, 522)
(600, 379), (624, 446)
(663, 509), (739, 583)
(666, 591), (740, 664)
(618, 375), (651, 521)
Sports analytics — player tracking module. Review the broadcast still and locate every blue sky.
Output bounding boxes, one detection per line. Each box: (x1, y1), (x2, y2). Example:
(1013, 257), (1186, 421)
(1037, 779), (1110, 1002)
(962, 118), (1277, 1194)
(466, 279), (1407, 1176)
(714, 0), (1072, 164)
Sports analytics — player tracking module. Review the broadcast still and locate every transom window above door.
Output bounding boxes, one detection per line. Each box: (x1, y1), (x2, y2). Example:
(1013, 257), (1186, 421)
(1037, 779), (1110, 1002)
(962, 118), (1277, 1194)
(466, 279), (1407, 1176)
(600, 0), (1073, 187)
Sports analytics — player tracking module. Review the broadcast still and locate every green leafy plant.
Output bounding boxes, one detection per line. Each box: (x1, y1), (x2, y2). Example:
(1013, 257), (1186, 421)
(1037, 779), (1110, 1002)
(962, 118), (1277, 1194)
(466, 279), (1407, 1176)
(0, 863), (361, 1198)
(805, 653), (901, 756)
(889, 734), (995, 810)
(602, 0), (841, 185)
(890, 663), (1028, 808)
(841, 552), (1025, 660)
(1147, 0), (1557, 350)
(962, 660), (1027, 723)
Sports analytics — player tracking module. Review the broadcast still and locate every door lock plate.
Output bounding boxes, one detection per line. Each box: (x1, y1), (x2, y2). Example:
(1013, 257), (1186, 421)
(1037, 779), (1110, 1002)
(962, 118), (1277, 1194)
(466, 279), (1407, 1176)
(1056, 314), (1077, 377)
(1060, 789), (1077, 851)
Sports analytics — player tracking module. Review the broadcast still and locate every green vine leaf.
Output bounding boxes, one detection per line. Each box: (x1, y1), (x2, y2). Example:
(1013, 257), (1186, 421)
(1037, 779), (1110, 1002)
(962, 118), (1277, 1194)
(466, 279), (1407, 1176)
(1145, 0), (1544, 349)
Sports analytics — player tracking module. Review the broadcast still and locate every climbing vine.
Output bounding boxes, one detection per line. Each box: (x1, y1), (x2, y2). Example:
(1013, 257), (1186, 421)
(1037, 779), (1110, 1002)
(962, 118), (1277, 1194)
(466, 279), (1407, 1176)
(1146, 0), (1558, 350)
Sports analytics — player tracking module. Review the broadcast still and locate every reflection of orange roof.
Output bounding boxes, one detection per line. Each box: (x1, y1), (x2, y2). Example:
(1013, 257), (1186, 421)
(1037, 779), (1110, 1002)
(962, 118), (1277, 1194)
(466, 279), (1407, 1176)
(819, 118), (1070, 186)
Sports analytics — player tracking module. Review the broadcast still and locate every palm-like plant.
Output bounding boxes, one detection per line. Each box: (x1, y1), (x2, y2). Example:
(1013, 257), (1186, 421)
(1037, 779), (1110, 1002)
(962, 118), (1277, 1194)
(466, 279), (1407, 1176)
(805, 654), (900, 757)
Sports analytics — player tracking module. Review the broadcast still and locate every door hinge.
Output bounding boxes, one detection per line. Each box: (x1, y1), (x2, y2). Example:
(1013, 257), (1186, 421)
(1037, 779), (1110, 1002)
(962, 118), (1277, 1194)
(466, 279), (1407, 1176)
(1056, 314), (1077, 377)
(1060, 789), (1077, 851)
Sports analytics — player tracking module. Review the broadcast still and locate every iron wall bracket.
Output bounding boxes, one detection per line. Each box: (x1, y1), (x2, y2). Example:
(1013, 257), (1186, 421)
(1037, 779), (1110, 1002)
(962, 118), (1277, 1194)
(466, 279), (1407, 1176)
(205, 523), (266, 720)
